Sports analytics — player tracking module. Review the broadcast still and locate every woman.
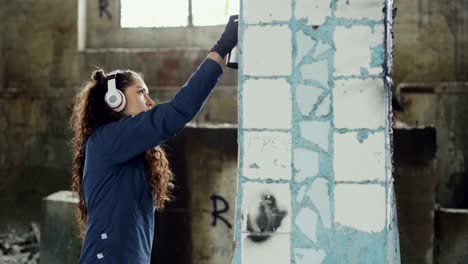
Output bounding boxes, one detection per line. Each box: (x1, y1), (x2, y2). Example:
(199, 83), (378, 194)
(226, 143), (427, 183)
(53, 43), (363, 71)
(70, 15), (238, 263)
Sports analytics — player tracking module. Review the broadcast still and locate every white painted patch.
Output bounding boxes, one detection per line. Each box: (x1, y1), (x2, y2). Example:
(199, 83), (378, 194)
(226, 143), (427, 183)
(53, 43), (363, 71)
(335, 0), (385, 21)
(244, 0), (291, 23)
(306, 178), (331, 228)
(295, 0), (331, 25)
(241, 182), (291, 233)
(334, 24), (385, 76)
(296, 185), (307, 203)
(97, 253), (104, 259)
(244, 25), (292, 76)
(101, 233), (107, 240)
(299, 120), (330, 151)
(296, 84), (322, 117)
(334, 184), (386, 232)
(295, 207), (318, 242)
(315, 93), (331, 117)
(243, 79), (292, 129)
(333, 78), (385, 129)
(300, 60), (329, 89)
(242, 233), (291, 263)
(243, 131), (292, 180)
(296, 30), (317, 64)
(334, 132), (386, 182)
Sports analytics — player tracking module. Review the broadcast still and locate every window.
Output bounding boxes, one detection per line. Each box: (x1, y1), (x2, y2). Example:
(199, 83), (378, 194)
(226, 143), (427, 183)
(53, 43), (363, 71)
(121, 0), (239, 28)
(79, 0), (235, 50)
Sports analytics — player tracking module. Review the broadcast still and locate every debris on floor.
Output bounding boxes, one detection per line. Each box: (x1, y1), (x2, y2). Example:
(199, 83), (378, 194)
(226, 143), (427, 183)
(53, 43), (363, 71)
(0, 223), (40, 264)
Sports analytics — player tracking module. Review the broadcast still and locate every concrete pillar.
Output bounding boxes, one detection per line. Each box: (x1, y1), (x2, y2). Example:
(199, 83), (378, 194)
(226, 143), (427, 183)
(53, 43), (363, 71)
(185, 127), (238, 263)
(40, 191), (81, 264)
(394, 128), (436, 264)
(0, 1), (4, 90)
(234, 0), (399, 263)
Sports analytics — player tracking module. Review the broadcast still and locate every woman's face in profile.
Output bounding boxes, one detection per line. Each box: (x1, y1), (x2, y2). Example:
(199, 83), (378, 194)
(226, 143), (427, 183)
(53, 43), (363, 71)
(122, 77), (155, 116)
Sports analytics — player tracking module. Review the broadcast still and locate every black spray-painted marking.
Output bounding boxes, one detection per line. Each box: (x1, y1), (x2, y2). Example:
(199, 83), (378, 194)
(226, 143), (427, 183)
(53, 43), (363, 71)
(246, 194), (287, 243)
(99, 0), (112, 20)
(211, 194), (232, 229)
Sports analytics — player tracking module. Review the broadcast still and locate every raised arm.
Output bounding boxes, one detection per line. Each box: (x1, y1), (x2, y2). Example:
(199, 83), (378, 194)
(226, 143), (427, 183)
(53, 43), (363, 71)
(93, 58), (222, 164)
(207, 51), (224, 66)
(92, 16), (239, 164)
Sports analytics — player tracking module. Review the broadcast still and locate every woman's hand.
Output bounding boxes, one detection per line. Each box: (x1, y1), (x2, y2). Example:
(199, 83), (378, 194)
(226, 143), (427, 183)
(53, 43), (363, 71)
(209, 15), (239, 59)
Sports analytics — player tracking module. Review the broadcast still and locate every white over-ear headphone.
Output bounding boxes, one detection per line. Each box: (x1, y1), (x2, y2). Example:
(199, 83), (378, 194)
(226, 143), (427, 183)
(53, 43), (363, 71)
(105, 70), (127, 112)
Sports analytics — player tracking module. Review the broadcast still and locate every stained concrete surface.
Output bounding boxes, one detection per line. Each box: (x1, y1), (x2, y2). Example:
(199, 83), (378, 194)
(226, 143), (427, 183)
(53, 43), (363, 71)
(151, 127), (237, 264)
(394, 128), (437, 264)
(40, 191), (81, 264)
(435, 208), (468, 264)
(394, 0), (468, 84)
(395, 82), (468, 264)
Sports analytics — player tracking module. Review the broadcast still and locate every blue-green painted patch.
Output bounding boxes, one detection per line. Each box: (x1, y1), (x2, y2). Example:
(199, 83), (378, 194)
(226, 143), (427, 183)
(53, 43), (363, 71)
(371, 45), (385, 67)
(331, 225), (387, 264)
(357, 129), (370, 142)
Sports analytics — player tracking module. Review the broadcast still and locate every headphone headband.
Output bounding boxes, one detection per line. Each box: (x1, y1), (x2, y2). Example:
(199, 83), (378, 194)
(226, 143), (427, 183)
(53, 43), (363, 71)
(104, 70), (126, 112)
(106, 70), (120, 91)
(106, 70), (121, 79)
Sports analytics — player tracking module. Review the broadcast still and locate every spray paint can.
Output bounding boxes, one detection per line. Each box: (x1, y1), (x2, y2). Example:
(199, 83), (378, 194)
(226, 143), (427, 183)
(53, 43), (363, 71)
(226, 45), (239, 69)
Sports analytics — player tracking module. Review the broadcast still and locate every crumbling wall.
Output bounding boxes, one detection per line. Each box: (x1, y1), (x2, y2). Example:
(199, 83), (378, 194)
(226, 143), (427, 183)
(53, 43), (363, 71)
(394, 0), (468, 84)
(0, 0), (238, 232)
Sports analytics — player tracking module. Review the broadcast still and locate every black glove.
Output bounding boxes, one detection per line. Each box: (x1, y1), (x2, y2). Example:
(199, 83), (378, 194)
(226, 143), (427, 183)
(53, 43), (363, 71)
(210, 15), (239, 58)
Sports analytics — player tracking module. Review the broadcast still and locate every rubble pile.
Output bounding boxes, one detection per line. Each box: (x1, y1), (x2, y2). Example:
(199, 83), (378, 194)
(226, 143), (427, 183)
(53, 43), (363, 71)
(0, 223), (40, 264)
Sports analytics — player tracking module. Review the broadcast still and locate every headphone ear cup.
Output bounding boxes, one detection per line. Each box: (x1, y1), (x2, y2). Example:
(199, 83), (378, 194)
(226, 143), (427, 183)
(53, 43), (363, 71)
(105, 89), (126, 112)
(115, 90), (126, 112)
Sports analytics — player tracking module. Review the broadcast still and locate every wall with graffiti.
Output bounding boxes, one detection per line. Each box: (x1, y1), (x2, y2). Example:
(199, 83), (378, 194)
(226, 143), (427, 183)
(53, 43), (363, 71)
(234, 0), (400, 263)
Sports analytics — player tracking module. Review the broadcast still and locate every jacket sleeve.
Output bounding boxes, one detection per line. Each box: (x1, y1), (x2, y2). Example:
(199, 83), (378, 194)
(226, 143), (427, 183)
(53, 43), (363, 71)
(93, 58), (223, 164)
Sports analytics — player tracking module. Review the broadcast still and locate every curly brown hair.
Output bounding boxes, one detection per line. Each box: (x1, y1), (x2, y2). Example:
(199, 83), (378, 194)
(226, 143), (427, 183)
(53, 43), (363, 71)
(69, 69), (174, 240)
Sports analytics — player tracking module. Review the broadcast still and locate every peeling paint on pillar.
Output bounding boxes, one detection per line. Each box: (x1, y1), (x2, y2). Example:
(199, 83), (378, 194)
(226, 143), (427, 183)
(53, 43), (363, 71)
(235, 0), (399, 263)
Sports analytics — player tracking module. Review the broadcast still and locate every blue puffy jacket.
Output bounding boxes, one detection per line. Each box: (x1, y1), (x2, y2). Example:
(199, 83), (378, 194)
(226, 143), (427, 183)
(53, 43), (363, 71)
(78, 58), (223, 264)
